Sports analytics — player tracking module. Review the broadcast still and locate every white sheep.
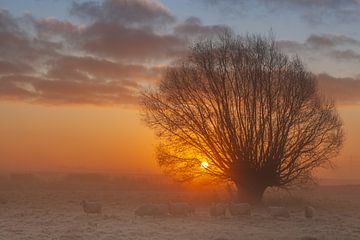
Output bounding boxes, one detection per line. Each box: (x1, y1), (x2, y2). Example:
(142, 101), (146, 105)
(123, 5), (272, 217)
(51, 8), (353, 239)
(0, 198), (7, 205)
(81, 200), (102, 215)
(134, 203), (169, 217)
(134, 203), (156, 217)
(268, 206), (290, 218)
(153, 203), (170, 217)
(228, 203), (251, 216)
(304, 206), (315, 219)
(210, 203), (227, 217)
(169, 202), (194, 216)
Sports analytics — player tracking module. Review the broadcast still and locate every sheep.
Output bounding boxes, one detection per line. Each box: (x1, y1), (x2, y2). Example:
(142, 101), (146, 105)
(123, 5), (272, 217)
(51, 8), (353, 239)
(228, 203), (251, 216)
(210, 203), (227, 217)
(0, 197), (7, 205)
(153, 203), (170, 217)
(169, 202), (194, 216)
(268, 206), (290, 218)
(134, 203), (157, 217)
(304, 206), (315, 219)
(134, 203), (169, 217)
(81, 200), (102, 215)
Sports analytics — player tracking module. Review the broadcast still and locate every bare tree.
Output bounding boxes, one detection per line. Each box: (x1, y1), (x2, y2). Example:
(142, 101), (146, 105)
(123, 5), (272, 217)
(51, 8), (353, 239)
(140, 31), (344, 203)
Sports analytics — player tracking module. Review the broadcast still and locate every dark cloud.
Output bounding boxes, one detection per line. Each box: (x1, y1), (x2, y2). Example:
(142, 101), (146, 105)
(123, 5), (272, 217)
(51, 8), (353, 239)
(246, 34), (360, 105)
(45, 55), (163, 82)
(0, 2), (179, 106)
(0, 75), (37, 102)
(260, 0), (359, 11)
(174, 17), (229, 39)
(203, 0), (360, 24)
(317, 74), (360, 105)
(330, 49), (360, 62)
(278, 34), (360, 63)
(78, 22), (184, 61)
(0, 10), (61, 65)
(1, 1), (359, 106)
(70, 0), (175, 27)
(34, 17), (78, 39)
(278, 34), (360, 51)
(33, 8), (184, 62)
(0, 74), (138, 106)
(0, 9), (19, 32)
(0, 61), (33, 75)
(307, 34), (360, 48)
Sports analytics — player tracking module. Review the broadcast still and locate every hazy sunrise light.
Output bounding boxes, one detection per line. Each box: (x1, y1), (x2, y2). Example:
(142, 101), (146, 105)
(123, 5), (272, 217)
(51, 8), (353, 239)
(201, 161), (209, 169)
(0, 0), (360, 239)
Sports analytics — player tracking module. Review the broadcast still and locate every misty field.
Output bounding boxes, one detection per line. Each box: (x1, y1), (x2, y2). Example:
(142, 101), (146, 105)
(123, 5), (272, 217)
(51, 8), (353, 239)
(0, 174), (360, 240)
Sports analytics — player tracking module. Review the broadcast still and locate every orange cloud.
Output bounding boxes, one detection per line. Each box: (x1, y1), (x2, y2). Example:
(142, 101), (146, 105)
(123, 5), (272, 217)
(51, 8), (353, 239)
(317, 74), (360, 105)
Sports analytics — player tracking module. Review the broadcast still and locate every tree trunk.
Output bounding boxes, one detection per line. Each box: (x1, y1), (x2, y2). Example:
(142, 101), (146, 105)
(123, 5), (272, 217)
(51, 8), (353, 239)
(230, 165), (269, 204)
(234, 181), (267, 204)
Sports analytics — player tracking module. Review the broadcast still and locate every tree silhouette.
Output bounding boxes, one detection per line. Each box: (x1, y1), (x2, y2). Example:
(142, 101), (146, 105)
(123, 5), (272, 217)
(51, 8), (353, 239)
(141, 32), (344, 203)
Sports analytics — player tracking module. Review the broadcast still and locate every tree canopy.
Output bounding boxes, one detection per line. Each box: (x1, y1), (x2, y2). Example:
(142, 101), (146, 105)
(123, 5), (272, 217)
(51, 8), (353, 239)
(141, 32), (344, 202)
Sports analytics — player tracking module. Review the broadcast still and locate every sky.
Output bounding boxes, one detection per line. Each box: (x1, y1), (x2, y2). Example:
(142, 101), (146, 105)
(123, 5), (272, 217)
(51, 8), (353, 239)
(0, 0), (360, 179)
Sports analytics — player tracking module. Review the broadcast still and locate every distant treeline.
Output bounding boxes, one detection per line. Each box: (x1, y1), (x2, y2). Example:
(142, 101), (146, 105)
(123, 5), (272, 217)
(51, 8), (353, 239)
(0, 172), (185, 191)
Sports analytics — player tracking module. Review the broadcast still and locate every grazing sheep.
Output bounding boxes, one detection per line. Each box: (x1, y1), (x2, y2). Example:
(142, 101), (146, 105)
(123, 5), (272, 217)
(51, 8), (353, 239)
(304, 206), (315, 219)
(134, 203), (169, 217)
(0, 198), (7, 205)
(135, 204), (154, 217)
(268, 206), (290, 218)
(153, 204), (170, 217)
(169, 202), (194, 216)
(210, 203), (227, 217)
(228, 203), (251, 216)
(81, 200), (102, 215)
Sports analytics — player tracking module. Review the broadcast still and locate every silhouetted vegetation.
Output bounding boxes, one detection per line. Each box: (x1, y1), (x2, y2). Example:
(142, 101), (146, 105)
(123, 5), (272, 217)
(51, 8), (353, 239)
(141, 31), (344, 203)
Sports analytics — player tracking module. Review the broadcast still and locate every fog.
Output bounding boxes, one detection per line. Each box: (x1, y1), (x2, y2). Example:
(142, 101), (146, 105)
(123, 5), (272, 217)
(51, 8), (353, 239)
(1, 172), (360, 239)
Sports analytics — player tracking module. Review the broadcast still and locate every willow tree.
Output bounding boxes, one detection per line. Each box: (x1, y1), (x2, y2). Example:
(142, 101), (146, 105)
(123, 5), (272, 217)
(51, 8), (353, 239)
(141, 32), (343, 203)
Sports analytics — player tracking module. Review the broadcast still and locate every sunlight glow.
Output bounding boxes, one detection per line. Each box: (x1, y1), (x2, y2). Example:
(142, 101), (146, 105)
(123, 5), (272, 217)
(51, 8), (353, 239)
(201, 161), (209, 169)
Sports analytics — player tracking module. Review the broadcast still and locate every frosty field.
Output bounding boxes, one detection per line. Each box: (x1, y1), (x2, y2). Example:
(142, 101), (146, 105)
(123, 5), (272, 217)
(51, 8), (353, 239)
(1, 178), (360, 240)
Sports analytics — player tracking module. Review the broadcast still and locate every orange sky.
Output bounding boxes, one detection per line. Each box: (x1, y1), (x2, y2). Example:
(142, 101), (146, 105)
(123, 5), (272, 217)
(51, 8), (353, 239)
(0, 102), (157, 174)
(0, 102), (359, 180)
(0, 0), (360, 181)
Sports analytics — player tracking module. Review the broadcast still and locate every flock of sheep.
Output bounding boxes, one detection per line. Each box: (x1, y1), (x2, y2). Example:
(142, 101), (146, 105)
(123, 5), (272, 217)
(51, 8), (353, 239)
(81, 200), (315, 219)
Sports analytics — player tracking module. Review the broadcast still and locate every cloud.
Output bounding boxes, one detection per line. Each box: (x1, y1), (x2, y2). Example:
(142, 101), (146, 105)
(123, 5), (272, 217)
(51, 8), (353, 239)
(78, 22), (184, 61)
(317, 74), (360, 105)
(0, 73), (140, 106)
(278, 34), (360, 64)
(45, 55), (163, 82)
(202, 0), (360, 24)
(278, 34), (360, 52)
(0, 7), (163, 106)
(70, 0), (175, 27)
(0, 11), (61, 69)
(33, 9), (184, 62)
(0, 9), (19, 32)
(0, 2), (183, 106)
(34, 17), (78, 39)
(1, 2), (359, 106)
(0, 75), (38, 102)
(307, 34), (360, 48)
(174, 17), (229, 39)
(0, 61), (33, 75)
(329, 49), (360, 62)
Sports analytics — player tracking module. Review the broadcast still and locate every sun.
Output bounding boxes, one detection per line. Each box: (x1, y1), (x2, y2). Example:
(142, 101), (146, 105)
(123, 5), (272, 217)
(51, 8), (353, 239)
(201, 161), (209, 169)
